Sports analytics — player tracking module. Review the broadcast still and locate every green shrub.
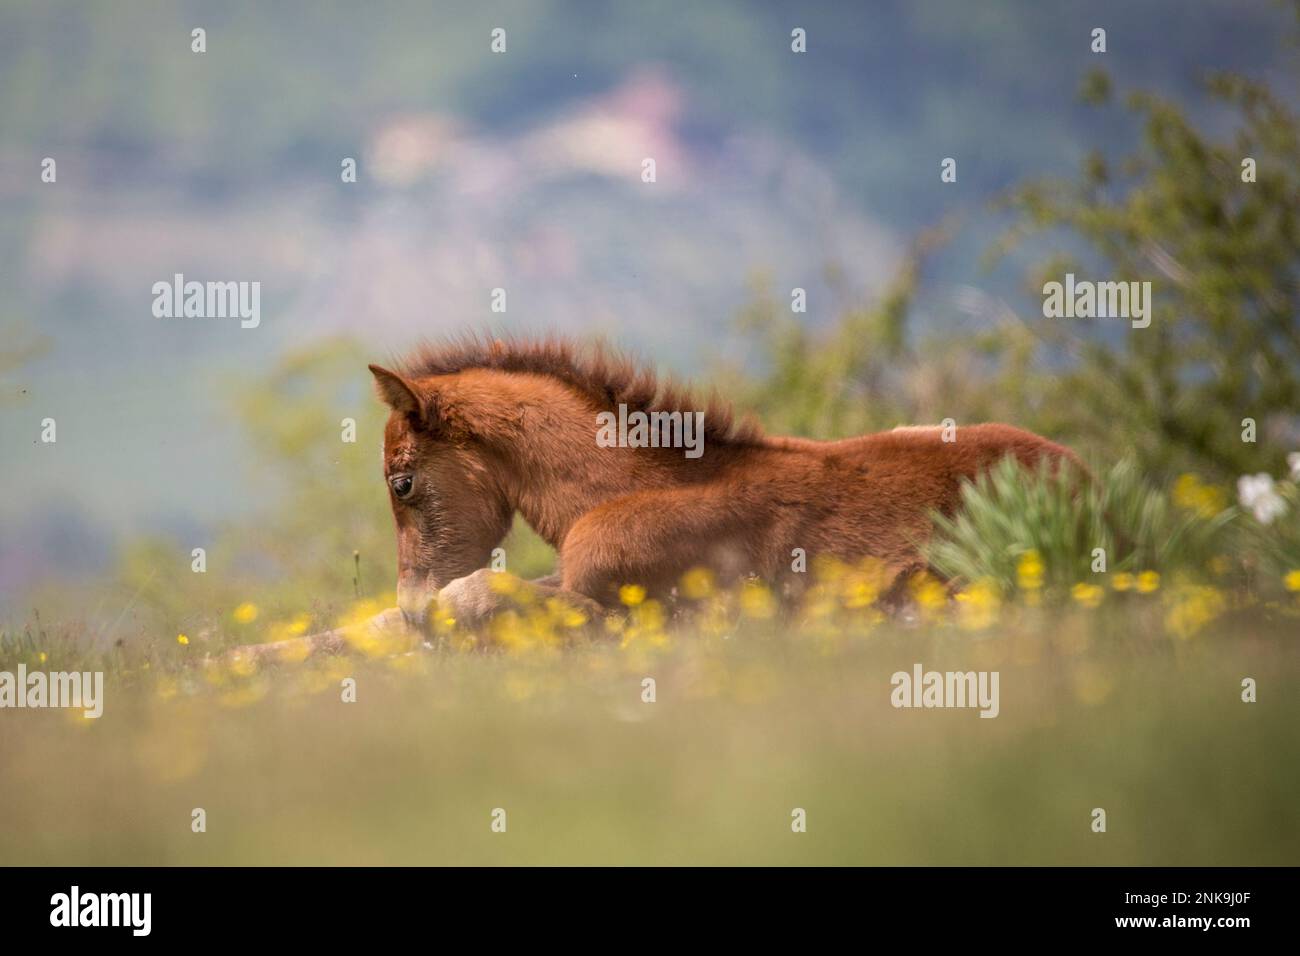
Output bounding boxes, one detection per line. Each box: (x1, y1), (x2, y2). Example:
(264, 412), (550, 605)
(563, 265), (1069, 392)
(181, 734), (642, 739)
(924, 456), (1237, 599)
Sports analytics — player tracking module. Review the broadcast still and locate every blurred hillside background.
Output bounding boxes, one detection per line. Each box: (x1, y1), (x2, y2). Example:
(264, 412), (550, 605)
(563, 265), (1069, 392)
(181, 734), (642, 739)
(1, 0), (1298, 629)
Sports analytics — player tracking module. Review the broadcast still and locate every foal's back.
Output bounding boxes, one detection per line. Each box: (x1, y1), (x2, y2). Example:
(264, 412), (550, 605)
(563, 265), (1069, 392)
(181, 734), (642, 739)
(741, 423), (1078, 575)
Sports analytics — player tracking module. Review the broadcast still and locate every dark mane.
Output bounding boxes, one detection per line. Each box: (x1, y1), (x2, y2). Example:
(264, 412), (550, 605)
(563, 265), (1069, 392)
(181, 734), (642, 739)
(397, 333), (763, 446)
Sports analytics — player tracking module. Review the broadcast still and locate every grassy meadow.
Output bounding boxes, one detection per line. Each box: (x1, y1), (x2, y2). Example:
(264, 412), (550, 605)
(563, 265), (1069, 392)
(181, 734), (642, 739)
(0, 608), (1296, 866)
(2, 502), (1298, 865)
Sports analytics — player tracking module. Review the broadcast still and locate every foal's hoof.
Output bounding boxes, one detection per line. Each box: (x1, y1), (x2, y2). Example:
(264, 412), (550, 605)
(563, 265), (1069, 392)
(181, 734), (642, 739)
(435, 569), (511, 630)
(367, 606), (414, 635)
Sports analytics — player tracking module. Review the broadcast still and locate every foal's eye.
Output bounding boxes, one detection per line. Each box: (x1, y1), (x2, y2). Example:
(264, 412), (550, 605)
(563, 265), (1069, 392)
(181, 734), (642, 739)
(389, 474), (414, 499)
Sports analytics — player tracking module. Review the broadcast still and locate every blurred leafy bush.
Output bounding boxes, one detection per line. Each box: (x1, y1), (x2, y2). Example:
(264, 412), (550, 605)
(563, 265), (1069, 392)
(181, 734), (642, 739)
(924, 457), (1238, 600)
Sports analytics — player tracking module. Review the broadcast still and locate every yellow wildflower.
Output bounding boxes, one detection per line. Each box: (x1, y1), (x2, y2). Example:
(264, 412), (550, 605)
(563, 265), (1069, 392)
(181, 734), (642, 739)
(1172, 474), (1227, 517)
(1284, 570), (1300, 592)
(177, 633), (190, 646)
(488, 571), (522, 597)
(1111, 572), (1134, 592)
(431, 604), (459, 635)
(619, 584), (646, 607)
(739, 581), (777, 620)
(545, 597), (588, 629)
(954, 579), (1000, 630)
(1071, 582), (1104, 609)
(842, 577), (880, 609)
(339, 598), (386, 629)
(811, 555), (850, 586)
(632, 599), (667, 631)
(1164, 585), (1226, 639)
(490, 610), (533, 652)
(1136, 571), (1161, 594)
(910, 573), (949, 613)
(1016, 550), (1044, 591)
(271, 612), (312, 641)
(232, 603), (258, 624)
(679, 567), (716, 601)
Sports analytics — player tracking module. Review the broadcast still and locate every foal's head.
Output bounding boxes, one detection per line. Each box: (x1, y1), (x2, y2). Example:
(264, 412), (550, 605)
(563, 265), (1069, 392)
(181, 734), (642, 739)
(369, 364), (513, 625)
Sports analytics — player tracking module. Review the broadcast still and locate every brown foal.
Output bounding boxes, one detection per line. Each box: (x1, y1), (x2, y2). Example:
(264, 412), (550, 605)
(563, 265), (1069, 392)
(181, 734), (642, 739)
(368, 336), (1078, 629)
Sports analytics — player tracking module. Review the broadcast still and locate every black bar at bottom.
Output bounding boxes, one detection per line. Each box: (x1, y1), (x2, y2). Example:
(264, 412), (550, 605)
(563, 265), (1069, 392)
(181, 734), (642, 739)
(0, 866), (1287, 942)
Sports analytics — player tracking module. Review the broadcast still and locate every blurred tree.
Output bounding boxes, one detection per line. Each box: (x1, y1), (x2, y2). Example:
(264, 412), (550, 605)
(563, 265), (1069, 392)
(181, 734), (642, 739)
(722, 220), (1047, 441)
(734, 59), (1299, 481)
(993, 64), (1299, 478)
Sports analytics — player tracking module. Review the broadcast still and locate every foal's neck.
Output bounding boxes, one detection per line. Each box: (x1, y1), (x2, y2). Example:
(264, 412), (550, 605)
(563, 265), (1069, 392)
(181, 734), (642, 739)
(500, 427), (689, 550)
(462, 372), (718, 548)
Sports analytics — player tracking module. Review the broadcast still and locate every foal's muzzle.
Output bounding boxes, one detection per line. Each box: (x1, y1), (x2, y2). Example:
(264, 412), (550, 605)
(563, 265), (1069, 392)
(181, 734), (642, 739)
(397, 584), (437, 630)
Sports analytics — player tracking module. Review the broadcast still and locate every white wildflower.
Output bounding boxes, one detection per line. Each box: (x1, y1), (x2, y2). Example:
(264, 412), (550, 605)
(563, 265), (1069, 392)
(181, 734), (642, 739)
(1238, 473), (1286, 525)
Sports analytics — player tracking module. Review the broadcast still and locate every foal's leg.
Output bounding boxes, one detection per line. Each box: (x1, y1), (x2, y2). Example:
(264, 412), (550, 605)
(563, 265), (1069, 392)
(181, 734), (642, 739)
(434, 568), (606, 631)
(556, 486), (765, 603)
(221, 606), (415, 665)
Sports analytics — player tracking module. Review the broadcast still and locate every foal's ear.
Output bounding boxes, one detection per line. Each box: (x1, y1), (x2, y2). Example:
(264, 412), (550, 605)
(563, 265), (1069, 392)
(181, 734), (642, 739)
(368, 364), (461, 438)
(369, 365), (425, 421)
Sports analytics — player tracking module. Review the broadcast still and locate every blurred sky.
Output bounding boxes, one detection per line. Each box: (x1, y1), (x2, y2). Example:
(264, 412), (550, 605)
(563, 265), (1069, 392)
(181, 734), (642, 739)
(1, 0), (1296, 596)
